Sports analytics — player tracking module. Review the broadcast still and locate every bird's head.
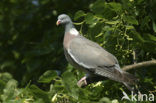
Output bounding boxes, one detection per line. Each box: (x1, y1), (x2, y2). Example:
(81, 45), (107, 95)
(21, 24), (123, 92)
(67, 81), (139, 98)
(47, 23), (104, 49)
(56, 14), (72, 26)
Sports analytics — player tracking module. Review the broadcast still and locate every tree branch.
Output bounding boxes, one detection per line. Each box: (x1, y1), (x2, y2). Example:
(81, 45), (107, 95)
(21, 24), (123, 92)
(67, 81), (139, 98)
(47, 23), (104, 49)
(122, 60), (156, 71)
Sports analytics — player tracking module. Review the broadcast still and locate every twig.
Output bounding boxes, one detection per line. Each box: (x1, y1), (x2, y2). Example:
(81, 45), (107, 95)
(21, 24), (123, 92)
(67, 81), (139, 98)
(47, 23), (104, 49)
(122, 60), (156, 71)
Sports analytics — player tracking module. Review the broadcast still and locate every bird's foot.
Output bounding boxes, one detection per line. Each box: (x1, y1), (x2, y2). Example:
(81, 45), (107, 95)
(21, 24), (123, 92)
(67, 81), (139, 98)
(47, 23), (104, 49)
(77, 76), (87, 88)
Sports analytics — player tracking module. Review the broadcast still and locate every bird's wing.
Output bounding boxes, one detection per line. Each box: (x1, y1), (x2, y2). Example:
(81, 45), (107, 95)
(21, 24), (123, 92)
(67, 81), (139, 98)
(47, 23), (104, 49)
(68, 36), (118, 68)
(68, 36), (123, 80)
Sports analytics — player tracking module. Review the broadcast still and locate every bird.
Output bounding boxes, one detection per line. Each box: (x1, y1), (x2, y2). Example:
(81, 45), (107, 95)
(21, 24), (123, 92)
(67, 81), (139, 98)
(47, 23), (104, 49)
(56, 14), (137, 91)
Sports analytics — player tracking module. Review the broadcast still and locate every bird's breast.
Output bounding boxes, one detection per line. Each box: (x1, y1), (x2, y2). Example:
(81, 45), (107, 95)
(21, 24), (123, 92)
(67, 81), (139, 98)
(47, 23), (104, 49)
(63, 32), (77, 49)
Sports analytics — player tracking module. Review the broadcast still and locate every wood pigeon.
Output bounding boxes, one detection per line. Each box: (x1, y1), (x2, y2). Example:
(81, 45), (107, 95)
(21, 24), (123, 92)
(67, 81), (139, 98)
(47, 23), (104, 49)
(56, 14), (137, 91)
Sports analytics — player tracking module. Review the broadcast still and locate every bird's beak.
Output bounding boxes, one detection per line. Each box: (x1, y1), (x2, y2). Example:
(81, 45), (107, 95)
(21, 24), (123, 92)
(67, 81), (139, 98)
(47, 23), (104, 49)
(56, 20), (61, 26)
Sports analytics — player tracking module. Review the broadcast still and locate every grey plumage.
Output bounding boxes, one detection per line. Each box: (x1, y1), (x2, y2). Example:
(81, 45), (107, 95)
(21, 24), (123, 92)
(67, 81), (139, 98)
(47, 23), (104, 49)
(68, 36), (136, 84)
(56, 14), (137, 91)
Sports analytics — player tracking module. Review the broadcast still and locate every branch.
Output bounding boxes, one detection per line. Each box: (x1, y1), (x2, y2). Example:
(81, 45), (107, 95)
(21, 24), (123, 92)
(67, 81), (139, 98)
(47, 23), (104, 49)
(122, 60), (156, 71)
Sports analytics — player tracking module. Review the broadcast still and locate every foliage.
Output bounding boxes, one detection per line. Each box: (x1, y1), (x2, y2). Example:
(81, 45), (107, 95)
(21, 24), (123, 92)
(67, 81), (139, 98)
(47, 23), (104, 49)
(0, 0), (156, 103)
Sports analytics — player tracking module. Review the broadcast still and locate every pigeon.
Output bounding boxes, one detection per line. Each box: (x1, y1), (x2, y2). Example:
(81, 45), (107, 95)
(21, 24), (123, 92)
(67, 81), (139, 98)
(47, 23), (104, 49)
(56, 14), (137, 91)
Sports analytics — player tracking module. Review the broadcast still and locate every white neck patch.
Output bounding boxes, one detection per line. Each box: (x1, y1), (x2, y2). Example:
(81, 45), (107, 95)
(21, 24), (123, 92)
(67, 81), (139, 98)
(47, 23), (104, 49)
(69, 28), (79, 36)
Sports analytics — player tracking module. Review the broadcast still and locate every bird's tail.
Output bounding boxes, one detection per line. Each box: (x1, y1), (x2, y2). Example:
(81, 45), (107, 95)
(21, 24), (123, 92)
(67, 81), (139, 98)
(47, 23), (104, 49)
(122, 71), (138, 84)
(122, 71), (139, 92)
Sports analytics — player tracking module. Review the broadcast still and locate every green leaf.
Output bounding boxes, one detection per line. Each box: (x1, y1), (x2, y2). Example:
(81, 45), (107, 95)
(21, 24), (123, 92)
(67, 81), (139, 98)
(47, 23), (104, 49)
(38, 70), (58, 83)
(95, 32), (103, 38)
(140, 16), (150, 30)
(99, 97), (111, 103)
(90, 0), (117, 19)
(108, 2), (122, 13)
(29, 85), (50, 103)
(132, 31), (145, 42)
(105, 20), (119, 25)
(146, 34), (156, 42)
(126, 25), (134, 30)
(62, 71), (79, 100)
(88, 23), (103, 40)
(85, 13), (97, 24)
(90, 0), (105, 13)
(0, 80), (5, 93)
(1, 79), (18, 102)
(153, 21), (156, 33)
(0, 72), (13, 82)
(74, 10), (85, 20)
(123, 15), (138, 25)
(0, 61), (14, 70)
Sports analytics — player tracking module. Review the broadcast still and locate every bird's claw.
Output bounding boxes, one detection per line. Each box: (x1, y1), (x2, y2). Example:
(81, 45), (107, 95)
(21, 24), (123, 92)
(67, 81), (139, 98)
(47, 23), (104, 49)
(77, 76), (87, 87)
